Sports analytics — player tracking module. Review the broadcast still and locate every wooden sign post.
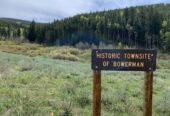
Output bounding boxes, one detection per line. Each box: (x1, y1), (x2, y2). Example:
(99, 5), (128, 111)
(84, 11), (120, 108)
(92, 49), (156, 116)
(93, 70), (101, 116)
(144, 71), (153, 116)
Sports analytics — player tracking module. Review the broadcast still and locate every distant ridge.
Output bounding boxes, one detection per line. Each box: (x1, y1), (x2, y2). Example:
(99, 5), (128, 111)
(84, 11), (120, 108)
(0, 18), (31, 25)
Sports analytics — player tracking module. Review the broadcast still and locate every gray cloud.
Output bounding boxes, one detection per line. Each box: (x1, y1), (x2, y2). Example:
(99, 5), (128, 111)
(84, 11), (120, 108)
(0, 0), (169, 22)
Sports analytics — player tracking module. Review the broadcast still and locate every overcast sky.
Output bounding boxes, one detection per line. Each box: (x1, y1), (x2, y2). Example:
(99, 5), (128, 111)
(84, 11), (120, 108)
(0, 0), (169, 22)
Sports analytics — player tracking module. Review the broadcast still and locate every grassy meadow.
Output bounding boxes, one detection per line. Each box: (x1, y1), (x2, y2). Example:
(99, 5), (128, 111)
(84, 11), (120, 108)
(0, 41), (170, 116)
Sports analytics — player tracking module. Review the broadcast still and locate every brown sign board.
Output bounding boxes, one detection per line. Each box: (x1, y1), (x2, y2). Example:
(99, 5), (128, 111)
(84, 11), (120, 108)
(92, 49), (157, 71)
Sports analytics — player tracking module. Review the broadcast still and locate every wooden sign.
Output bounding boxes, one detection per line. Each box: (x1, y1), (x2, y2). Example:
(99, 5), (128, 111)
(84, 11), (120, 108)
(92, 49), (157, 116)
(92, 49), (157, 71)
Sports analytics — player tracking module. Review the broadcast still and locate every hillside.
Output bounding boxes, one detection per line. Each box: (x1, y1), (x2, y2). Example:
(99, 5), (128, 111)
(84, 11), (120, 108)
(45, 3), (170, 49)
(0, 3), (170, 51)
(0, 18), (29, 40)
(0, 18), (31, 26)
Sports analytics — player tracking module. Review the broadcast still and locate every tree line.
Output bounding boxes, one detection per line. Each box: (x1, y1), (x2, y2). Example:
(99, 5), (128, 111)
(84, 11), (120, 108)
(0, 3), (170, 52)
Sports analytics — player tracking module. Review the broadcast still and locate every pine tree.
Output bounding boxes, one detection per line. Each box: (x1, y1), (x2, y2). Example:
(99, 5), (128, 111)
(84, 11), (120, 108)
(17, 28), (21, 38)
(28, 20), (36, 42)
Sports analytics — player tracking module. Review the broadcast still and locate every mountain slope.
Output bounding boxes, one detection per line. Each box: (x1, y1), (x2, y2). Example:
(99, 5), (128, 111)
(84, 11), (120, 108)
(0, 18), (31, 27)
(0, 3), (170, 52)
(36, 3), (169, 50)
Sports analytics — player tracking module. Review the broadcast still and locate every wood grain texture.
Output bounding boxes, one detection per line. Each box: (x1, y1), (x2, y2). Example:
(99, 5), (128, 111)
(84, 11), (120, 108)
(144, 71), (153, 116)
(93, 70), (101, 116)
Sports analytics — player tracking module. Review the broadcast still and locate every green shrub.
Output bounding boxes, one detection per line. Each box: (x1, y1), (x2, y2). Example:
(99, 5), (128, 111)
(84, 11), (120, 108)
(76, 90), (90, 108)
(155, 91), (170, 116)
(49, 52), (79, 61)
(68, 48), (81, 56)
(102, 94), (113, 111)
(59, 98), (72, 116)
(20, 63), (33, 71)
(62, 82), (76, 95)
